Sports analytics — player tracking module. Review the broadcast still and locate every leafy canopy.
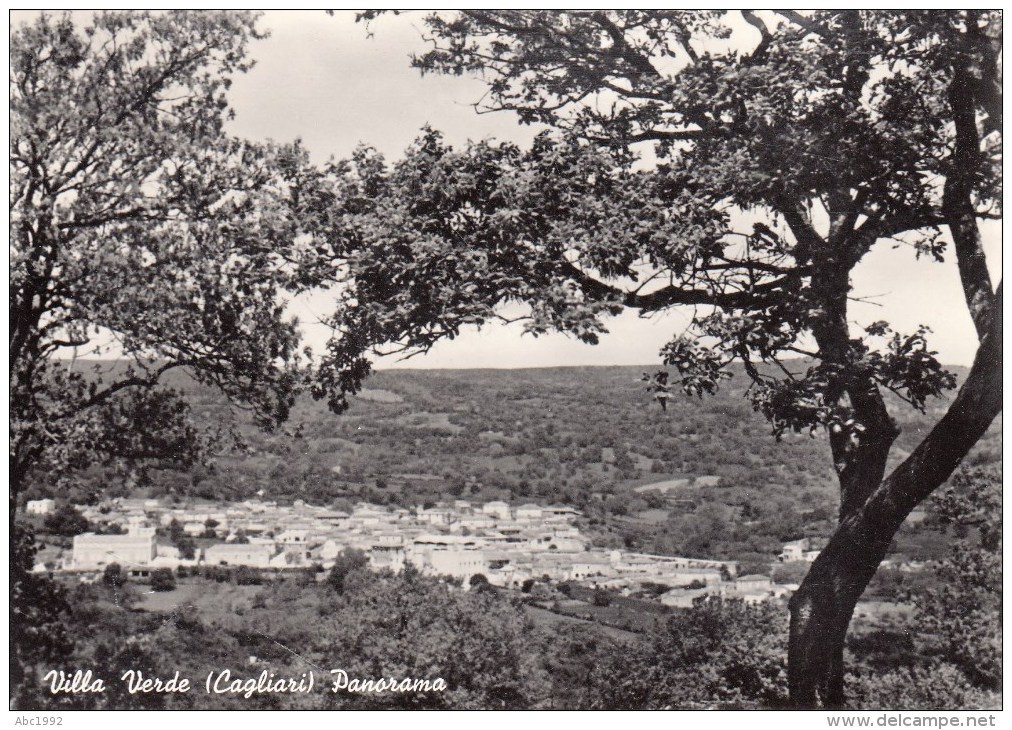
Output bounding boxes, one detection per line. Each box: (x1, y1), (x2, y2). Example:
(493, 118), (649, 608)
(10, 11), (317, 496)
(307, 11), (999, 450)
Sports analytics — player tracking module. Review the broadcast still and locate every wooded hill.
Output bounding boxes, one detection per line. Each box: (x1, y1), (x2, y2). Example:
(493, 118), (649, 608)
(28, 361), (999, 569)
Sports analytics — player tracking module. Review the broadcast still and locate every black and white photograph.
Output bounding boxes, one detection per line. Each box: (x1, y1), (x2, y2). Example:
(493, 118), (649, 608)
(9, 9), (1002, 715)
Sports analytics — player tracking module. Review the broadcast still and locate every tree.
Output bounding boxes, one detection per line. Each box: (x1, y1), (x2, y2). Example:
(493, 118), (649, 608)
(102, 563), (126, 588)
(150, 568), (176, 592)
(326, 548), (369, 594)
(915, 467), (1001, 690)
(469, 573), (492, 592)
(311, 11), (1000, 706)
(201, 518), (221, 540)
(587, 598), (788, 709)
(591, 586), (612, 607)
(309, 568), (548, 709)
(95, 522), (125, 535)
(42, 503), (90, 537)
(168, 519), (196, 560)
(10, 11), (314, 525)
(10, 524), (73, 707)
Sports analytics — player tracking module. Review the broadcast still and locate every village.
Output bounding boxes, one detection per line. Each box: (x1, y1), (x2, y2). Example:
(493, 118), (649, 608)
(26, 496), (816, 607)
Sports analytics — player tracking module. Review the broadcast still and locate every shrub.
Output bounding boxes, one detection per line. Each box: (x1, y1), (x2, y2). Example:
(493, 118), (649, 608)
(102, 563), (126, 588)
(847, 664), (999, 710)
(233, 566), (263, 586)
(43, 504), (90, 537)
(150, 568), (176, 592)
(327, 548), (369, 594)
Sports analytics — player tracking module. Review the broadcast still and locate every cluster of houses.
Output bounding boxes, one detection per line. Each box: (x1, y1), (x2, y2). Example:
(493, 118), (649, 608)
(29, 496), (809, 604)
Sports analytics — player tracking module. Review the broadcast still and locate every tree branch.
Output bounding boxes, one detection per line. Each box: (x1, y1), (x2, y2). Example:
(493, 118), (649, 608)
(590, 12), (664, 81)
(774, 10), (830, 38)
(740, 11), (773, 63)
(558, 260), (790, 312)
(943, 64), (996, 341)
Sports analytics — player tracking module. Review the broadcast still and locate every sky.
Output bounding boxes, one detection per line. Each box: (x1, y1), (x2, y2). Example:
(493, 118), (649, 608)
(33, 9), (999, 370)
(221, 10), (1002, 370)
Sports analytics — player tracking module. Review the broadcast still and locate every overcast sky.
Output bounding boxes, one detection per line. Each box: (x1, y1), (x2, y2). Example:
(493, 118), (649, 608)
(35, 9), (994, 370)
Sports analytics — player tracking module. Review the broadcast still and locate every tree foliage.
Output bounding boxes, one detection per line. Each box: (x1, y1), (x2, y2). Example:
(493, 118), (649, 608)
(168, 518), (196, 559)
(916, 467), (1001, 690)
(10, 524), (73, 706)
(311, 568), (548, 709)
(586, 598), (788, 709)
(10, 10), (314, 509)
(102, 563), (126, 588)
(150, 568), (177, 592)
(312, 10), (1001, 706)
(326, 547), (369, 594)
(42, 502), (90, 536)
(318, 11), (999, 427)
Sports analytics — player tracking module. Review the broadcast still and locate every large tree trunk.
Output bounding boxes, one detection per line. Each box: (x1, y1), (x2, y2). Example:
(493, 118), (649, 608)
(787, 293), (1002, 707)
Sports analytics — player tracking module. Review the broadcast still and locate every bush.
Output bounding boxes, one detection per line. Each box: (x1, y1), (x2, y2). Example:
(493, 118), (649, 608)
(469, 573), (493, 592)
(327, 548), (369, 594)
(588, 598), (789, 709)
(43, 504), (90, 537)
(102, 563), (126, 588)
(847, 664), (999, 710)
(150, 568), (176, 592)
(233, 566), (263, 586)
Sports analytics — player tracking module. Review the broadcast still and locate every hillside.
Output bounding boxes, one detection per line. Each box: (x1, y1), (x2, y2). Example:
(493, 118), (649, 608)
(30, 362), (1000, 568)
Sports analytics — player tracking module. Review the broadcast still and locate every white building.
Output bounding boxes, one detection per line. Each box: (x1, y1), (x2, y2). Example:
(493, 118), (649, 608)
(459, 514), (495, 530)
(316, 540), (343, 562)
(157, 544), (181, 560)
(417, 507), (456, 526)
(277, 529), (310, 544)
(72, 531), (157, 569)
(515, 504), (543, 521)
(570, 555), (616, 581)
(270, 549), (311, 568)
(204, 543), (275, 568)
(482, 501), (511, 520)
(722, 574), (777, 603)
(26, 498), (56, 515)
(370, 545), (407, 573)
(543, 505), (581, 522)
(651, 568), (724, 587)
(426, 550), (488, 580)
(779, 539), (809, 562)
(660, 587), (713, 608)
